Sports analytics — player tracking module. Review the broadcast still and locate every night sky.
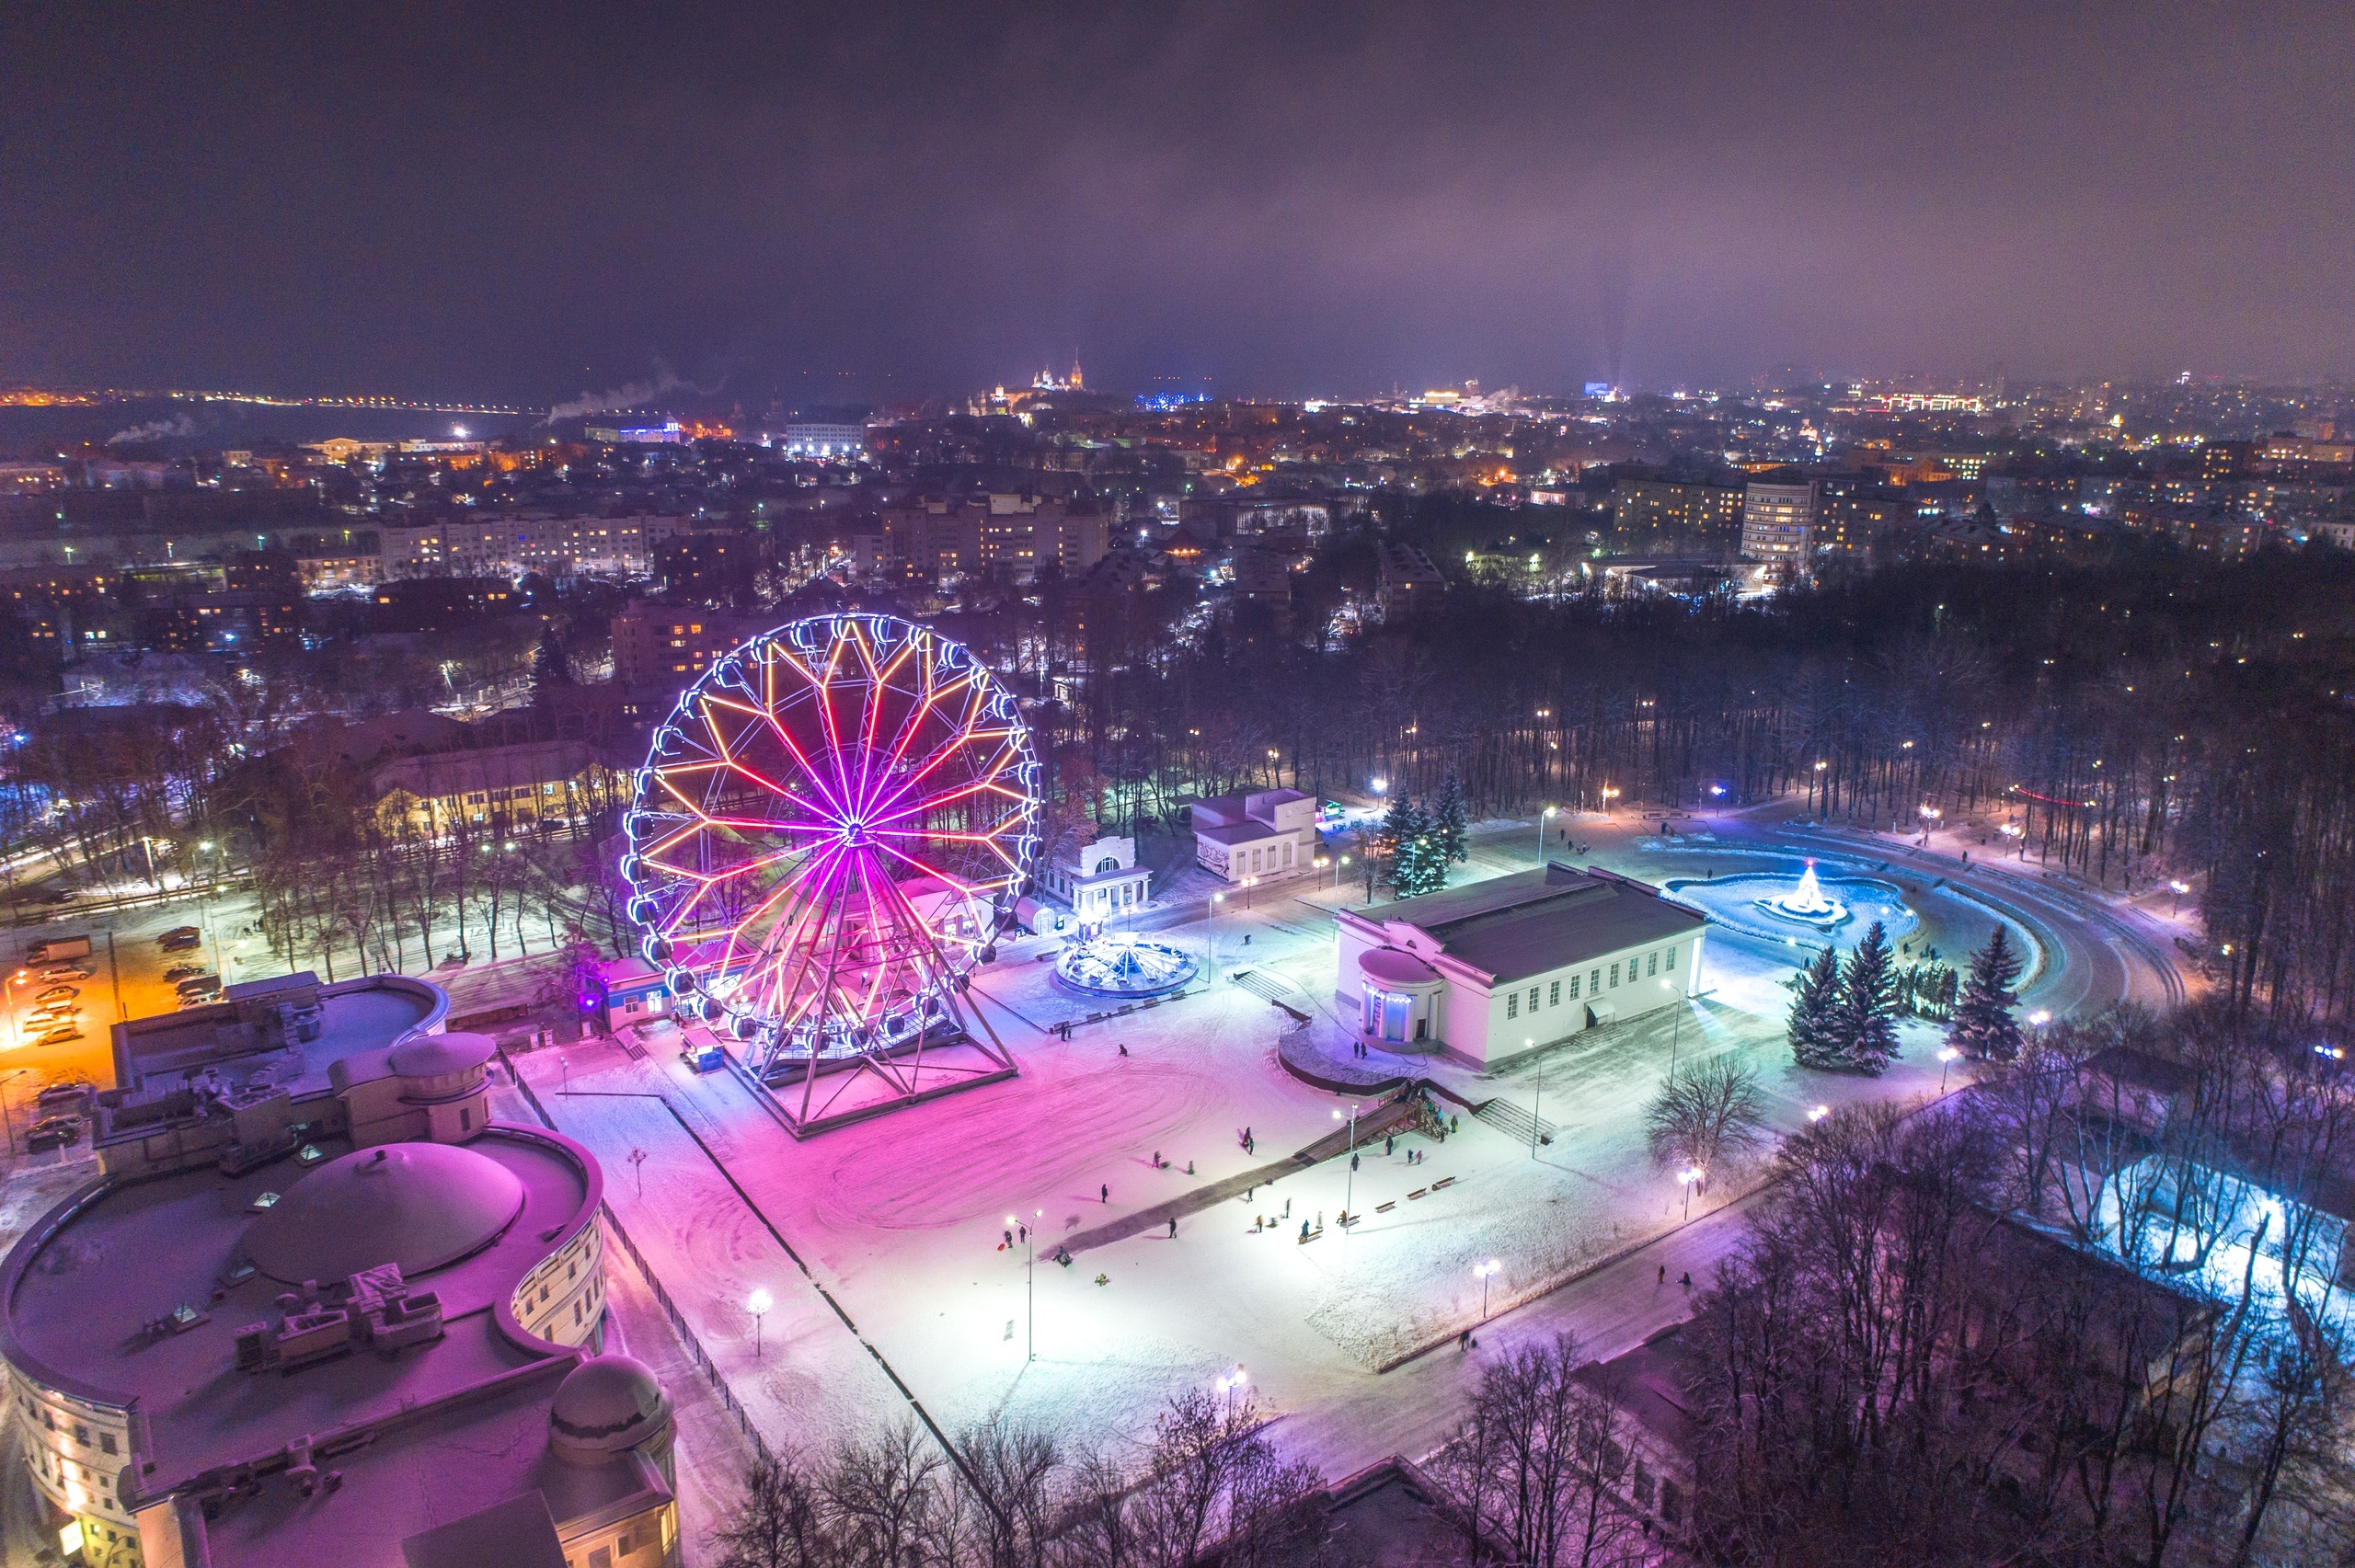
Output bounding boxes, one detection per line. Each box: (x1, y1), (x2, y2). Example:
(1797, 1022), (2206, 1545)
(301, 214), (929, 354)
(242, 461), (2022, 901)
(4, 2), (2350, 404)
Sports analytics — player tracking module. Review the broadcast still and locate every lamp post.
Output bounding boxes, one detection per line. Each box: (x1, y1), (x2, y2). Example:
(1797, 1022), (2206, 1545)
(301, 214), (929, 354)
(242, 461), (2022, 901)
(1336, 854), (1350, 896)
(1938, 1045), (1960, 1093)
(1599, 786), (1619, 817)
(1808, 1104), (1831, 1123)
(1678, 1166), (1704, 1222)
(1661, 977), (1682, 1076)
(1206, 891), (1223, 977)
(1009, 1207), (1040, 1361)
(2167, 878), (2189, 916)
(1332, 1103), (1360, 1219)
(1536, 806), (1556, 864)
(1917, 803), (1941, 845)
(1531, 1063), (1541, 1159)
(627, 1145), (648, 1196)
(1475, 1258), (1500, 1322)
(747, 1288), (773, 1357)
(1215, 1366), (1248, 1418)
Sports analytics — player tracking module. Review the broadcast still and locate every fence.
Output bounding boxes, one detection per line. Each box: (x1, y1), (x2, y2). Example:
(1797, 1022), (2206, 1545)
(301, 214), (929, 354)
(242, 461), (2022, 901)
(500, 1049), (777, 1471)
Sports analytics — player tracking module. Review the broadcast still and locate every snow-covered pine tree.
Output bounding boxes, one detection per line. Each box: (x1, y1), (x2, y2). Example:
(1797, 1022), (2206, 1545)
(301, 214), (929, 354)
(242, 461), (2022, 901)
(1432, 772), (1470, 867)
(1787, 944), (1844, 1069)
(1840, 920), (1902, 1074)
(1947, 924), (2025, 1061)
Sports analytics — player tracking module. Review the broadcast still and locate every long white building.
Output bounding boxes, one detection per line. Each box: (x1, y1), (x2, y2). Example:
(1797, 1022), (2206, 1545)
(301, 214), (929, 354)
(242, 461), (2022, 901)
(1337, 863), (1707, 1069)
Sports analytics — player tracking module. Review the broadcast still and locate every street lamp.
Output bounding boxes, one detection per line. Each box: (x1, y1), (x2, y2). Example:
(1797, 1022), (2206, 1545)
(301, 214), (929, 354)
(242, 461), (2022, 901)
(1336, 854), (1350, 895)
(1537, 805), (1556, 864)
(1807, 1104), (1831, 1122)
(1938, 1045), (1961, 1093)
(1241, 875), (1259, 910)
(2028, 1009), (2051, 1027)
(1599, 785), (1619, 816)
(1332, 1103), (1361, 1219)
(2167, 878), (2190, 916)
(1206, 891), (1224, 976)
(746, 1288), (773, 1357)
(1370, 775), (1388, 795)
(1474, 1259), (1500, 1321)
(1215, 1366), (1248, 1417)
(1917, 803), (1941, 844)
(1678, 1166), (1704, 1221)
(1009, 1207), (1041, 1361)
(1661, 977), (1683, 1075)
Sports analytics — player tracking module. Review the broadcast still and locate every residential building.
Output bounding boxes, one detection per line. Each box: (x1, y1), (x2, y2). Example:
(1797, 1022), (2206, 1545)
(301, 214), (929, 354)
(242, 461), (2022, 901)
(1190, 789), (1318, 884)
(610, 601), (772, 687)
(975, 493), (1109, 582)
(1740, 475), (1816, 573)
(1611, 470), (1746, 544)
(1374, 542), (1443, 618)
(1336, 863), (1707, 1069)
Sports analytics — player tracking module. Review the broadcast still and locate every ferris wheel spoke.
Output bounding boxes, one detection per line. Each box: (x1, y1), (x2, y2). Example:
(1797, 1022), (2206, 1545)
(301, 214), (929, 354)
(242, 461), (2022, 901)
(703, 691), (855, 821)
(856, 692), (997, 820)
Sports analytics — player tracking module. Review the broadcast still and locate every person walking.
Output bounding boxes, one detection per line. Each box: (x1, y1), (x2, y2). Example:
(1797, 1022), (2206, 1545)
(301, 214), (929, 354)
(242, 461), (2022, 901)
(1658, 1264), (1666, 1285)
(1167, 1217), (1178, 1238)
(1101, 1184), (1109, 1203)
(1680, 1272), (1693, 1289)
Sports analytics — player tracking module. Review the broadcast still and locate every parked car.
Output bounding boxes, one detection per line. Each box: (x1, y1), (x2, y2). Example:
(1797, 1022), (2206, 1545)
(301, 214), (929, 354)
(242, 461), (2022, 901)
(33, 1027), (81, 1046)
(165, 964), (207, 982)
(35, 985), (75, 1002)
(25, 1127), (70, 1153)
(37, 966), (91, 982)
(34, 1082), (92, 1116)
(27, 1115), (79, 1147)
(175, 975), (221, 996)
(158, 927), (203, 952)
(32, 889), (75, 907)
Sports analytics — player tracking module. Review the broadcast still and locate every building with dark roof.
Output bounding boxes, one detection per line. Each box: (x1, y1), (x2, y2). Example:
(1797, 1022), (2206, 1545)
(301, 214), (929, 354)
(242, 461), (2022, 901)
(4, 973), (676, 1568)
(1337, 863), (1707, 1068)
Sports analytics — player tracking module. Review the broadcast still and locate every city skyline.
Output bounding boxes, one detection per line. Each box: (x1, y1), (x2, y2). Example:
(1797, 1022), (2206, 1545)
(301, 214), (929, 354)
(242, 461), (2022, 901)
(6, 2), (2353, 402)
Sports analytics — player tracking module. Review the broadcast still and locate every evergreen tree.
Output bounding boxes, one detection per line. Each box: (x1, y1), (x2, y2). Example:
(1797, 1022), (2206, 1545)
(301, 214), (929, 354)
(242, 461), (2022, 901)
(1432, 771), (1470, 867)
(1787, 945), (1844, 1069)
(1947, 925), (2025, 1060)
(531, 627), (574, 698)
(1388, 801), (1449, 897)
(1377, 794), (1421, 896)
(1839, 921), (1901, 1074)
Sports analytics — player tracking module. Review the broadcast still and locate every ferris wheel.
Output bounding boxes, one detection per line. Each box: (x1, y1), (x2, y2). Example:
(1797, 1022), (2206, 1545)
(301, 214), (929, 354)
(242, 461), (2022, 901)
(620, 614), (1040, 1119)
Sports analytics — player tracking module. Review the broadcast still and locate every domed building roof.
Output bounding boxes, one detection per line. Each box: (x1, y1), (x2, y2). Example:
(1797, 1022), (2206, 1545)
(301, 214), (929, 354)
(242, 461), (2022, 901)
(549, 1355), (672, 1463)
(1359, 946), (1442, 988)
(386, 1030), (498, 1079)
(243, 1142), (525, 1284)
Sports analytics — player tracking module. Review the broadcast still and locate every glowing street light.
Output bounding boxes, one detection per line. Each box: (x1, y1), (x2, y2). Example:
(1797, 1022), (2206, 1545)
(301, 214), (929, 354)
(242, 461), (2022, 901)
(1536, 805), (1557, 864)
(746, 1288), (774, 1357)
(1215, 1365), (1248, 1416)
(1937, 1045), (1961, 1093)
(1370, 776), (1388, 795)
(1599, 785), (1620, 816)
(1678, 1166), (1705, 1221)
(1474, 1258), (1500, 1321)
(1808, 1104), (1831, 1122)
(1332, 1103), (1361, 1219)
(1009, 1207), (1042, 1361)
(2315, 1044), (2345, 1062)
(1206, 891), (1224, 975)
(2028, 1009), (2051, 1027)
(2167, 878), (2190, 915)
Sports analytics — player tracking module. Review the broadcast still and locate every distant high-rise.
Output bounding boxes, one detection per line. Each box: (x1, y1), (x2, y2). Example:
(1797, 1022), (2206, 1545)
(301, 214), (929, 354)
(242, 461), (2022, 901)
(1740, 475), (1817, 575)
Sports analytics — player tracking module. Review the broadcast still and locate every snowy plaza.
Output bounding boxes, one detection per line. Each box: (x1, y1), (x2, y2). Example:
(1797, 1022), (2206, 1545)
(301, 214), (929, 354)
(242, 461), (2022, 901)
(503, 804), (2189, 1511)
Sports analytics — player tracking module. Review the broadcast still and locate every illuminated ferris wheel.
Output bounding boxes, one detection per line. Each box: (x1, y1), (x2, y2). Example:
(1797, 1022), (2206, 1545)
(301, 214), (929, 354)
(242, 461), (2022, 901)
(620, 614), (1040, 1120)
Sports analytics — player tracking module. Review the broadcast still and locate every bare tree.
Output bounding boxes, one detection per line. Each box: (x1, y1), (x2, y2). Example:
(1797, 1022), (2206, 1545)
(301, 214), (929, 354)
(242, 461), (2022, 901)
(1643, 1056), (1770, 1182)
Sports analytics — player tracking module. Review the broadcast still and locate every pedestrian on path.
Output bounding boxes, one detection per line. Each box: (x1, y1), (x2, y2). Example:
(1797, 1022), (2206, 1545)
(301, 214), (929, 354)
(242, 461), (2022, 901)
(1004, 1228), (1013, 1248)
(1384, 1134), (1394, 1156)
(1658, 1264), (1666, 1285)
(1282, 1197), (1291, 1219)
(1167, 1217), (1178, 1238)
(1680, 1272), (1692, 1289)
(1118, 1042), (1128, 1057)
(1350, 1152), (1360, 1173)
(1101, 1184), (1109, 1203)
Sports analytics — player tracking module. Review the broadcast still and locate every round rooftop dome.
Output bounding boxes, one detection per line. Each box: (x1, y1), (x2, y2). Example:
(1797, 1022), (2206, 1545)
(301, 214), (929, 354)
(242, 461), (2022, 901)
(243, 1141), (525, 1284)
(550, 1355), (672, 1463)
(1358, 947), (1442, 989)
(387, 1030), (498, 1080)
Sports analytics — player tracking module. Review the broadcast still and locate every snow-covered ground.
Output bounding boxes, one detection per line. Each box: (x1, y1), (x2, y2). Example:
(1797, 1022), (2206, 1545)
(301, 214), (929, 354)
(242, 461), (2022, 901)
(506, 837), (1975, 1489)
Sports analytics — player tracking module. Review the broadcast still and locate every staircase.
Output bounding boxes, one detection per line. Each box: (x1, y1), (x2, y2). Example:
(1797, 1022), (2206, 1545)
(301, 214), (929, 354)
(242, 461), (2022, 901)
(1475, 1096), (1559, 1148)
(1228, 968), (1311, 1022)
